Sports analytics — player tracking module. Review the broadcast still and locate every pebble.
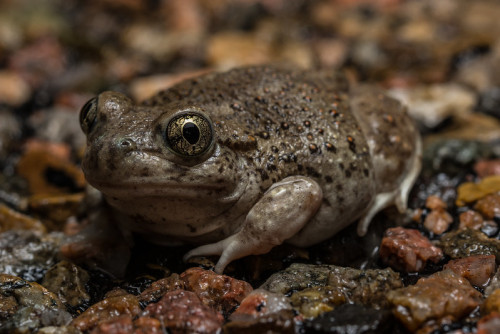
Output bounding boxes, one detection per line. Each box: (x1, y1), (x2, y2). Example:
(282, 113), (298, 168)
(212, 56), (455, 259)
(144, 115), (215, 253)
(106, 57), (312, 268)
(0, 70), (31, 106)
(302, 303), (395, 334)
(141, 289), (223, 334)
(456, 175), (500, 206)
(0, 202), (46, 233)
(439, 229), (500, 262)
(138, 273), (184, 304)
(0, 230), (63, 281)
(71, 294), (141, 332)
(387, 270), (482, 332)
(475, 193), (500, 219)
(230, 289), (293, 320)
(444, 255), (496, 287)
(459, 210), (485, 230)
(0, 274), (72, 333)
(89, 315), (162, 334)
(477, 312), (500, 334)
(388, 84), (475, 130)
(423, 207), (453, 235)
(41, 260), (90, 308)
(379, 227), (443, 272)
(475, 159), (500, 178)
(225, 309), (295, 334)
(483, 289), (500, 314)
(28, 193), (85, 231)
(289, 286), (346, 318)
(180, 267), (253, 314)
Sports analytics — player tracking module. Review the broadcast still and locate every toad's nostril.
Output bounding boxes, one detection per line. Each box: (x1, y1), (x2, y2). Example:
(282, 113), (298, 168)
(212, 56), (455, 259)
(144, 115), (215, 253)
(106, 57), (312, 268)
(117, 138), (137, 152)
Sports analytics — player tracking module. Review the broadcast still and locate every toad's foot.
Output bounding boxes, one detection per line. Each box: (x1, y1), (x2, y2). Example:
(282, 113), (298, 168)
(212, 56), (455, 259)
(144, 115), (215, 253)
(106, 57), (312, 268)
(184, 176), (322, 273)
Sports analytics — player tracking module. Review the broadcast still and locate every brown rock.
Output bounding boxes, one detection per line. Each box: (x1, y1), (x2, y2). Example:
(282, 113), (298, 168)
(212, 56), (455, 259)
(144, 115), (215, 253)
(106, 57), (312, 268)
(456, 176), (500, 206)
(475, 193), (500, 219)
(28, 193), (85, 231)
(423, 209), (453, 235)
(42, 260), (90, 307)
(72, 294), (141, 332)
(224, 309), (295, 334)
(444, 255), (496, 287)
(387, 270), (482, 332)
(477, 312), (500, 334)
(138, 274), (184, 304)
(475, 160), (500, 178)
(0, 203), (46, 233)
(379, 227), (443, 272)
(90, 315), (133, 334)
(181, 267), (253, 314)
(0, 70), (31, 106)
(440, 229), (500, 262)
(231, 289), (293, 320)
(459, 210), (484, 230)
(425, 195), (448, 210)
(484, 289), (500, 314)
(142, 290), (223, 334)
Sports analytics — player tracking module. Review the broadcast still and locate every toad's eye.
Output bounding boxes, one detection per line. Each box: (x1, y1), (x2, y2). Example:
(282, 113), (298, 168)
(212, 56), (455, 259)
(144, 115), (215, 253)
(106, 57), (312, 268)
(80, 97), (98, 134)
(165, 112), (214, 157)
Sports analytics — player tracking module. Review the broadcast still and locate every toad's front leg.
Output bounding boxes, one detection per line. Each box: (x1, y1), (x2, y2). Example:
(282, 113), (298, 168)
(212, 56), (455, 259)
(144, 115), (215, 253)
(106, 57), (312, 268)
(184, 176), (323, 273)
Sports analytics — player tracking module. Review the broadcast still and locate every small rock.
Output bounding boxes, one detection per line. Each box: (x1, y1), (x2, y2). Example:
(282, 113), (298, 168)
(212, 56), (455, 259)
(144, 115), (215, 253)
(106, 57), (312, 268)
(379, 227), (443, 272)
(0, 203), (46, 233)
(302, 303), (395, 334)
(423, 208), (453, 235)
(41, 261), (90, 307)
(0, 70), (31, 106)
(387, 270), (482, 332)
(230, 289), (293, 320)
(443, 255), (496, 287)
(180, 267), (253, 314)
(0, 274), (72, 333)
(138, 273), (184, 304)
(141, 289), (223, 334)
(484, 289), (500, 314)
(28, 193), (85, 231)
(475, 193), (500, 219)
(459, 210), (484, 230)
(475, 159), (500, 178)
(388, 84), (475, 130)
(17, 142), (86, 196)
(225, 309), (295, 334)
(71, 294), (141, 332)
(425, 195), (448, 210)
(456, 175), (500, 206)
(440, 229), (500, 262)
(89, 315), (162, 334)
(477, 312), (500, 334)
(0, 230), (63, 281)
(38, 326), (82, 334)
(289, 286), (346, 318)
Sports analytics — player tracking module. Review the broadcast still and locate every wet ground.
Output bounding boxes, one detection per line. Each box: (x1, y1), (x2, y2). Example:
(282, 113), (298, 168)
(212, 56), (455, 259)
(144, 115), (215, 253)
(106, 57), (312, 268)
(1, 0), (500, 333)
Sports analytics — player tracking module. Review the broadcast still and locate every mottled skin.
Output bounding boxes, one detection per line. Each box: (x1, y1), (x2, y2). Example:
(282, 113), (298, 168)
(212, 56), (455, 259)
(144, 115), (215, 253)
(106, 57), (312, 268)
(80, 66), (421, 273)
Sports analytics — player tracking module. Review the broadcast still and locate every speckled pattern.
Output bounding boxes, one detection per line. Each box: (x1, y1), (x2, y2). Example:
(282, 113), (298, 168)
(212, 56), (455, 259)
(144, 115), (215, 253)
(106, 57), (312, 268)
(80, 66), (421, 272)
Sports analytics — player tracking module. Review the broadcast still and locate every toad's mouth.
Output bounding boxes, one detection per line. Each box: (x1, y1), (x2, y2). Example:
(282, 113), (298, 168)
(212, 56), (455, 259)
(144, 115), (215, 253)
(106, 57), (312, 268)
(86, 178), (247, 203)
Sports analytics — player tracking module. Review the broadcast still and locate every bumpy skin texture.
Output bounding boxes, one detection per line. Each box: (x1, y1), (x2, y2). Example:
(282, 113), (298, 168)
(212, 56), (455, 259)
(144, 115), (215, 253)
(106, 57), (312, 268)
(81, 66), (421, 273)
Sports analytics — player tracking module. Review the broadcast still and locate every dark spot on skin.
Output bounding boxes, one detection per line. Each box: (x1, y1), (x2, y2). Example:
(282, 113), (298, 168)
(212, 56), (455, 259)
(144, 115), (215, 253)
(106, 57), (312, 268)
(339, 163), (345, 170)
(347, 136), (356, 153)
(281, 122), (289, 130)
(230, 103), (243, 111)
(304, 120), (311, 127)
(363, 169), (370, 177)
(303, 96), (312, 102)
(187, 224), (197, 233)
(266, 163), (276, 171)
(301, 107), (309, 112)
(309, 144), (319, 153)
(307, 133), (313, 141)
(322, 198), (331, 206)
(271, 146), (279, 153)
(325, 176), (333, 183)
(218, 165), (224, 173)
(297, 164), (303, 172)
(297, 126), (304, 133)
(306, 166), (321, 178)
(258, 169), (269, 180)
(329, 109), (339, 117)
(255, 96), (267, 103)
(318, 128), (324, 135)
(324, 142), (337, 153)
(336, 184), (343, 191)
(268, 155), (275, 162)
(258, 131), (270, 139)
(345, 170), (352, 177)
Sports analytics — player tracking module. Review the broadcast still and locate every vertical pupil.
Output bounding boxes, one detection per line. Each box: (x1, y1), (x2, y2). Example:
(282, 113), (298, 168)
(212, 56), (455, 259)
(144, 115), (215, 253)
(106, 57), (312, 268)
(182, 121), (200, 145)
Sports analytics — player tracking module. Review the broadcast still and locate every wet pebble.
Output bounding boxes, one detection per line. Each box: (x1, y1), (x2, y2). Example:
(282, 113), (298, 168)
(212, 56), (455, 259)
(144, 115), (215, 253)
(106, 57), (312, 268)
(0, 274), (72, 333)
(0, 202), (46, 233)
(28, 193), (85, 231)
(456, 175), (500, 206)
(477, 312), (500, 334)
(459, 209), (485, 230)
(138, 273), (184, 305)
(0, 230), (63, 281)
(379, 227), (443, 272)
(443, 255), (496, 287)
(141, 289), (223, 334)
(289, 286), (346, 318)
(71, 294), (141, 332)
(483, 289), (500, 314)
(475, 159), (500, 178)
(302, 303), (395, 334)
(180, 267), (253, 314)
(387, 270), (482, 332)
(439, 228), (500, 261)
(41, 260), (90, 308)
(230, 289), (293, 320)
(475, 193), (500, 220)
(423, 195), (453, 234)
(225, 309), (295, 334)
